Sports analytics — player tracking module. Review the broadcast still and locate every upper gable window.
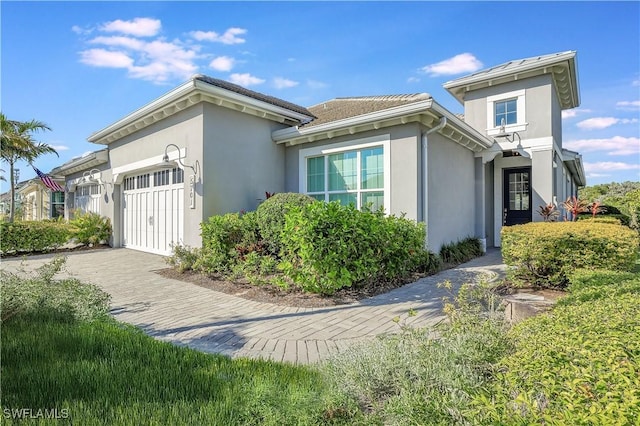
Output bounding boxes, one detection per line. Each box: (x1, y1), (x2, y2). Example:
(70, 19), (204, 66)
(486, 89), (527, 136)
(495, 99), (517, 127)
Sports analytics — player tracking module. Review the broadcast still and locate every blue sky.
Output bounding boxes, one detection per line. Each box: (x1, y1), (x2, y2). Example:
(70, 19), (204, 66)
(2, 1), (639, 191)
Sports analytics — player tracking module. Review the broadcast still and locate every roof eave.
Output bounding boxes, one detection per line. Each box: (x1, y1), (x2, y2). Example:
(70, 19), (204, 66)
(88, 79), (315, 145)
(273, 99), (493, 152)
(50, 150), (109, 176)
(562, 148), (586, 187)
(443, 51), (579, 109)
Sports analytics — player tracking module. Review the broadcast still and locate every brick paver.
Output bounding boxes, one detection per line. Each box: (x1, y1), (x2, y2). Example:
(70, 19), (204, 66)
(1, 247), (505, 364)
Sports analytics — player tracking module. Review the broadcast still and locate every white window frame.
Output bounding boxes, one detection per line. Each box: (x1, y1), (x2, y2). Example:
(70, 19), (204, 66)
(299, 134), (391, 211)
(486, 89), (527, 136)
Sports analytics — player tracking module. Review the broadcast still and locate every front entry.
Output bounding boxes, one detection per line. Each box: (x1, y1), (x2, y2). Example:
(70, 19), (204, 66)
(503, 167), (532, 226)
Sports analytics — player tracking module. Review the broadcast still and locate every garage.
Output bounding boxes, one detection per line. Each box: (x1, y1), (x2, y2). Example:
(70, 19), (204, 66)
(122, 168), (184, 255)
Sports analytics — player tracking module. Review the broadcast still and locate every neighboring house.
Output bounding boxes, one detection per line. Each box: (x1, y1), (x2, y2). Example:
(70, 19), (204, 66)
(13, 177), (65, 221)
(61, 50), (583, 255)
(50, 149), (111, 221)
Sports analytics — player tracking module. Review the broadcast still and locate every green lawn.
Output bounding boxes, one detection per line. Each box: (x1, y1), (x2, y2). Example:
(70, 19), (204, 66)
(1, 311), (358, 426)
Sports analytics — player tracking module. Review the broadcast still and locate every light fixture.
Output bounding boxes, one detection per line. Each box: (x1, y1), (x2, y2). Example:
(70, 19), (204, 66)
(78, 168), (112, 188)
(162, 143), (200, 177)
(493, 123), (530, 159)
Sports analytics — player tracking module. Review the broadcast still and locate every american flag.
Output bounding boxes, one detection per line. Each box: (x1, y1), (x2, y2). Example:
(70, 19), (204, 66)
(32, 166), (64, 192)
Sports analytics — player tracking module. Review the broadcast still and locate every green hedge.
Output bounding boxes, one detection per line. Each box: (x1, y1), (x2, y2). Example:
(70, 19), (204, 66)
(197, 211), (260, 274)
(0, 221), (73, 254)
(501, 222), (639, 287)
(472, 270), (640, 424)
(279, 201), (430, 294)
(70, 212), (112, 245)
(256, 193), (316, 256)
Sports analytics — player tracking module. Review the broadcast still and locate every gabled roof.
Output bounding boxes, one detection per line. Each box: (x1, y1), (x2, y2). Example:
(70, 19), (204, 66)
(194, 75), (315, 119)
(273, 93), (493, 152)
(88, 75), (315, 145)
(444, 51), (580, 109)
(50, 149), (109, 176)
(304, 94), (431, 128)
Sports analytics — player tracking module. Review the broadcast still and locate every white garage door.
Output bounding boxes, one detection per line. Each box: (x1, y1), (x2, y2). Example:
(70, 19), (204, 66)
(122, 168), (184, 255)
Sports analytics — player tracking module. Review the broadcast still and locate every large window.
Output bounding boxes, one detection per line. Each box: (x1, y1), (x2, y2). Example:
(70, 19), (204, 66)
(301, 136), (389, 211)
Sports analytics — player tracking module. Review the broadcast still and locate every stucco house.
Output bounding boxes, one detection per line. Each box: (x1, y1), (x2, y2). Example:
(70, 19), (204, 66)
(61, 51), (585, 255)
(5, 177), (66, 221)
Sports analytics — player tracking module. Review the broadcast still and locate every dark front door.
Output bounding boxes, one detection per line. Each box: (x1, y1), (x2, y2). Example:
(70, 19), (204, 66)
(503, 167), (532, 226)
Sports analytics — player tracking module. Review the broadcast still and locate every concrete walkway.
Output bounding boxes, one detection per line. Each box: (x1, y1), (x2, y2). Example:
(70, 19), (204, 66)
(1, 248), (505, 364)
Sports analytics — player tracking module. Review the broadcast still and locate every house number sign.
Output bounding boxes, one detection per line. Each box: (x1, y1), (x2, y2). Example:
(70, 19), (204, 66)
(189, 174), (196, 209)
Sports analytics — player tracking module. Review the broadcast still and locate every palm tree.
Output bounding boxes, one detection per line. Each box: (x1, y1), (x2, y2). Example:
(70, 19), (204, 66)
(1, 113), (56, 222)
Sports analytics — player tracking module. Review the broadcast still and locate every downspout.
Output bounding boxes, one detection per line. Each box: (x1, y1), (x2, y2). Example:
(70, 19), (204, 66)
(421, 116), (447, 249)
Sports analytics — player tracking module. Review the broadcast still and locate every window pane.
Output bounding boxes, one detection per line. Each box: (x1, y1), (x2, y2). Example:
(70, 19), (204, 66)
(309, 194), (325, 202)
(361, 191), (384, 211)
(329, 152), (357, 191)
(306, 157), (325, 192)
(329, 192), (357, 206)
(361, 147), (384, 190)
(495, 102), (506, 114)
(495, 99), (518, 126)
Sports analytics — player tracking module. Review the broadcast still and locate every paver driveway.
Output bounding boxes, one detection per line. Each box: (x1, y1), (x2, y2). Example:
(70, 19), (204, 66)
(1, 248), (505, 364)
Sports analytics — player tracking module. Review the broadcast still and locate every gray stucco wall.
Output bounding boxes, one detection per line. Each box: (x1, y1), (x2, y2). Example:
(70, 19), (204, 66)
(462, 74), (555, 141)
(107, 105), (205, 248)
(427, 132), (476, 252)
(202, 103), (288, 217)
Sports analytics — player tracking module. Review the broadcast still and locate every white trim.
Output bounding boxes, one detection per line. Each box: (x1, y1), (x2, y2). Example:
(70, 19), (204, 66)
(486, 89), (527, 136)
(298, 134), (391, 212)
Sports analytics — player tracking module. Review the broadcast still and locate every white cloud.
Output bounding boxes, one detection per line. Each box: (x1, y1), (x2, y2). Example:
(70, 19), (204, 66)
(79, 49), (134, 68)
(564, 136), (640, 156)
(209, 56), (235, 72)
(307, 79), (328, 89)
(407, 76), (420, 83)
(421, 53), (483, 76)
(561, 108), (592, 119)
(71, 25), (92, 35)
(190, 27), (247, 44)
(49, 145), (70, 151)
(229, 73), (265, 86)
(586, 172), (611, 178)
(101, 18), (161, 37)
(632, 79), (640, 87)
(79, 24), (200, 83)
(616, 100), (640, 110)
(576, 116), (638, 130)
(584, 161), (640, 173)
(273, 77), (299, 89)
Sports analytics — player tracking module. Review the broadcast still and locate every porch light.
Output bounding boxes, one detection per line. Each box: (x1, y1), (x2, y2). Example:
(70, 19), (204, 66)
(493, 129), (530, 159)
(162, 143), (200, 177)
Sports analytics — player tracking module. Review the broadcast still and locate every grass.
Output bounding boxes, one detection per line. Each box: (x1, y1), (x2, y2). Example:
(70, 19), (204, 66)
(1, 311), (358, 425)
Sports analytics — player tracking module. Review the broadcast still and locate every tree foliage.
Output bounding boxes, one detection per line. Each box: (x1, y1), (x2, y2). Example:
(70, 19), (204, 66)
(0, 113), (56, 222)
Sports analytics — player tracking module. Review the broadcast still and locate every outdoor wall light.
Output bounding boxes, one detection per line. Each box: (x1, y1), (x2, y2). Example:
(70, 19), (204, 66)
(493, 126), (530, 159)
(78, 169), (112, 188)
(163, 143), (200, 210)
(162, 143), (201, 177)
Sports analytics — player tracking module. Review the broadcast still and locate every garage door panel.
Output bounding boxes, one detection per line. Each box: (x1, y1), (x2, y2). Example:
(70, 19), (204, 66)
(123, 170), (184, 255)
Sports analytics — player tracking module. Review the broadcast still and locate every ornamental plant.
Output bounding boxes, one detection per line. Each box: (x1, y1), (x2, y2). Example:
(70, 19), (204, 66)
(537, 203), (559, 222)
(501, 221), (639, 288)
(562, 196), (589, 221)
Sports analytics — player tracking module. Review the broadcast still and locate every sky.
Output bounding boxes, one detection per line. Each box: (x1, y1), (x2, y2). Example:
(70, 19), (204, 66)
(1, 1), (639, 191)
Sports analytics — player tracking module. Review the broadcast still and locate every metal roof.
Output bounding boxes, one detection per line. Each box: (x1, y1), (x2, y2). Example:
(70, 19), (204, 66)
(444, 51), (580, 109)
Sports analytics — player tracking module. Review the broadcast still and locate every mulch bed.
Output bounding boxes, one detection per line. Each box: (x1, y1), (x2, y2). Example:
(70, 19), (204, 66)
(156, 268), (430, 308)
(0, 244), (111, 259)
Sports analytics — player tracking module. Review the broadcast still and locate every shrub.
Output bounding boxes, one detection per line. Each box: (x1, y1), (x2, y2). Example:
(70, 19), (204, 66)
(471, 283), (640, 424)
(501, 222), (639, 287)
(70, 212), (112, 245)
(279, 201), (429, 294)
(577, 213), (630, 226)
(439, 237), (483, 265)
(256, 192), (316, 255)
(166, 244), (201, 272)
(558, 268), (640, 306)
(1, 257), (111, 323)
(197, 211), (260, 274)
(0, 221), (73, 254)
